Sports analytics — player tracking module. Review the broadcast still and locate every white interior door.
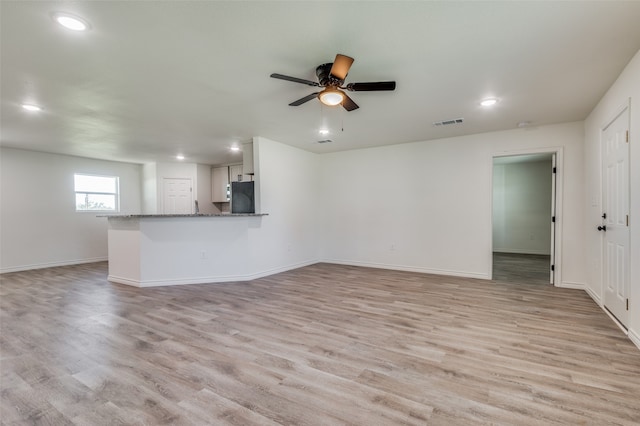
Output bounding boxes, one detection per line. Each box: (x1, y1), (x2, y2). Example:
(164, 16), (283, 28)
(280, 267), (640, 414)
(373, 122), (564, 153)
(601, 107), (630, 327)
(163, 178), (193, 214)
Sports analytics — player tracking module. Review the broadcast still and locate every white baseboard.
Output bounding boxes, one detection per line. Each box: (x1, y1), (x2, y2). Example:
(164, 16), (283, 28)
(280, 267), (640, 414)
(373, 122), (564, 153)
(557, 281), (585, 290)
(584, 286), (603, 306)
(584, 288), (639, 351)
(321, 259), (490, 280)
(107, 275), (142, 287)
(0, 257), (108, 274)
(602, 306), (631, 335)
(629, 329), (640, 351)
(108, 260), (318, 287)
(493, 249), (551, 255)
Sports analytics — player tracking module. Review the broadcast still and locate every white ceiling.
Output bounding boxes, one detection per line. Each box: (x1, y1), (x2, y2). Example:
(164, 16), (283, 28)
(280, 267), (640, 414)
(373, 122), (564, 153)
(2, 1), (640, 166)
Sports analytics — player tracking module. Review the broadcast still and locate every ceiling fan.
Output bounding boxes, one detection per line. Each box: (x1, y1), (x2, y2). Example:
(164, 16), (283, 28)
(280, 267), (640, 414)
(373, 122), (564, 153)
(270, 54), (396, 111)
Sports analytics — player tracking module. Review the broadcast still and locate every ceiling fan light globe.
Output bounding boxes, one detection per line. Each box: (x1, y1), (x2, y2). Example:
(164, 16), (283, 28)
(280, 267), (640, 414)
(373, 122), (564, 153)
(319, 90), (344, 106)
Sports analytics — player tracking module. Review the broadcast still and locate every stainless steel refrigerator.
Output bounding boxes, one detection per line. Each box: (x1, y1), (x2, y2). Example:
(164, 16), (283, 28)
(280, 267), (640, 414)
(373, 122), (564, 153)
(231, 181), (255, 214)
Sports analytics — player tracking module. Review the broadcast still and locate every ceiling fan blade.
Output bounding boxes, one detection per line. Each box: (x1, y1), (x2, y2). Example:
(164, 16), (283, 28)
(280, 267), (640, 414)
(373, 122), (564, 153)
(341, 94), (359, 111)
(289, 92), (320, 106)
(346, 81), (396, 91)
(271, 73), (320, 87)
(329, 54), (354, 81)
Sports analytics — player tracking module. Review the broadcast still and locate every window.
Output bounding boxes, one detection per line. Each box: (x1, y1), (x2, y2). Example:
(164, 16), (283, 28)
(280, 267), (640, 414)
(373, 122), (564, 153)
(74, 174), (119, 212)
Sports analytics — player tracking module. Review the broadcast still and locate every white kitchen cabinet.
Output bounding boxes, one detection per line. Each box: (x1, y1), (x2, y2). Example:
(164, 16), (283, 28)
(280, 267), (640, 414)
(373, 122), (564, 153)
(242, 142), (254, 175)
(229, 164), (251, 182)
(211, 166), (230, 202)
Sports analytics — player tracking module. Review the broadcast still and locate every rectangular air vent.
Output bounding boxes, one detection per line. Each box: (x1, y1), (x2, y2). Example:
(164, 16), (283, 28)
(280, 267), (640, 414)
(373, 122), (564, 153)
(433, 118), (464, 126)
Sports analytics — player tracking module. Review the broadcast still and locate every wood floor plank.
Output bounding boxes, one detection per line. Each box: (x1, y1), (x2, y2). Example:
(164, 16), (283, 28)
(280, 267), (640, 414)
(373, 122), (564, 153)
(1, 261), (639, 425)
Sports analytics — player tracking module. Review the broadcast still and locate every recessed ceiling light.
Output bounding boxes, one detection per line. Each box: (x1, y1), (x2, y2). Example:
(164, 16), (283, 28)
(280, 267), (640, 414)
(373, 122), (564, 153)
(22, 104), (43, 112)
(319, 129), (330, 135)
(230, 146), (240, 152)
(52, 12), (90, 31)
(480, 98), (498, 107)
(176, 155), (185, 160)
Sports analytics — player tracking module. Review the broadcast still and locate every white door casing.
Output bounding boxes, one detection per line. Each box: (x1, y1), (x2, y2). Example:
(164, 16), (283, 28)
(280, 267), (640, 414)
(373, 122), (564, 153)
(601, 106), (630, 327)
(490, 147), (563, 286)
(163, 178), (193, 214)
(550, 153), (557, 284)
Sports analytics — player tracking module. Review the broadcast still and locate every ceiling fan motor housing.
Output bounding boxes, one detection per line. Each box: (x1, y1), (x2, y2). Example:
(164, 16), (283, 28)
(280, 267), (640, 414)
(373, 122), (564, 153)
(316, 63), (343, 86)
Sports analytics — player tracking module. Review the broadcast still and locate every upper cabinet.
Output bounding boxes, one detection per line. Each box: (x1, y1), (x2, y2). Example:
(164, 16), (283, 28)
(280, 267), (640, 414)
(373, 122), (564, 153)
(243, 142), (254, 175)
(211, 166), (230, 202)
(229, 164), (252, 183)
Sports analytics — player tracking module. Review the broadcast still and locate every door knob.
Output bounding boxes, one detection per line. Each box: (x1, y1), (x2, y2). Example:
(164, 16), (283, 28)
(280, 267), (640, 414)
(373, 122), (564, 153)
(597, 225), (607, 231)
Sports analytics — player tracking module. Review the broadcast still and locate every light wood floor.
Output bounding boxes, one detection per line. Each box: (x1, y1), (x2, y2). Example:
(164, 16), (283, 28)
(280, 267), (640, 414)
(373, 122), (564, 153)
(492, 253), (551, 285)
(1, 262), (639, 425)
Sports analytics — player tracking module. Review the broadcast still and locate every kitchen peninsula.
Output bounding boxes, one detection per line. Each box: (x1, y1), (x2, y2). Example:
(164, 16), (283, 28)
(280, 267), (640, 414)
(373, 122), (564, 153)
(105, 213), (268, 287)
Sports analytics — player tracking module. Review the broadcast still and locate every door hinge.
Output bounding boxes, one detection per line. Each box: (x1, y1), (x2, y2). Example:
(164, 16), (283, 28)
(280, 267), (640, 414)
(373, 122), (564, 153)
(552, 216), (556, 223)
(552, 167), (557, 173)
(627, 215), (629, 226)
(626, 130), (629, 143)
(551, 265), (555, 271)
(627, 299), (629, 310)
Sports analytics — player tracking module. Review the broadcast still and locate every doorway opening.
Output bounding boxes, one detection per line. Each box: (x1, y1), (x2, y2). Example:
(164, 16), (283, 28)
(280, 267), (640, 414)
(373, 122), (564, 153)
(492, 152), (558, 285)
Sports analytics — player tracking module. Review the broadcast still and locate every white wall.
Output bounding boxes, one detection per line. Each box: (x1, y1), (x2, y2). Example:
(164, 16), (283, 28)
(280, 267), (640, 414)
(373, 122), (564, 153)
(196, 163), (216, 214)
(584, 49), (640, 346)
(0, 148), (142, 272)
(246, 137), (320, 274)
(493, 160), (552, 255)
(142, 162), (157, 214)
(319, 122), (584, 286)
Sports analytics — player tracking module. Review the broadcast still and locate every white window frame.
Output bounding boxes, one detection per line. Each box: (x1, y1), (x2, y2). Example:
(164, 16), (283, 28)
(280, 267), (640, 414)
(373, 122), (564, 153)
(74, 173), (120, 212)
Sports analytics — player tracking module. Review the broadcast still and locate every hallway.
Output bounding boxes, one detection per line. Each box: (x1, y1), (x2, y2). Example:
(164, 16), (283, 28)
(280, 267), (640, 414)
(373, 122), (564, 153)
(493, 252), (551, 285)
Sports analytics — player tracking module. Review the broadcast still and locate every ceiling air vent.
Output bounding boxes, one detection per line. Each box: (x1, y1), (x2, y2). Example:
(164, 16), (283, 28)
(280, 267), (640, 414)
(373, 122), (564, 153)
(316, 139), (333, 144)
(433, 118), (464, 126)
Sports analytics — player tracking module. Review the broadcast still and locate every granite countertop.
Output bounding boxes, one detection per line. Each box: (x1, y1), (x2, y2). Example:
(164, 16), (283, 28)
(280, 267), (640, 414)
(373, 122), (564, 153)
(99, 213), (268, 218)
